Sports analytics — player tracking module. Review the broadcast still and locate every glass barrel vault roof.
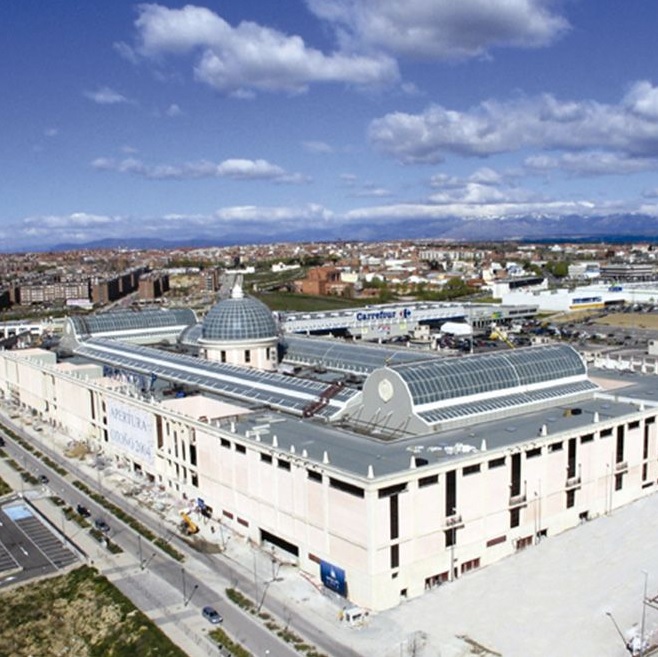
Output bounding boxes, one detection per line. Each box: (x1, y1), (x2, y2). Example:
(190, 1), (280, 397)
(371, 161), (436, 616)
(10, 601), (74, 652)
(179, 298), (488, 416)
(281, 335), (437, 374)
(74, 338), (357, 419)
(392, 344), (587, 407)
(69, 308), (196, 337)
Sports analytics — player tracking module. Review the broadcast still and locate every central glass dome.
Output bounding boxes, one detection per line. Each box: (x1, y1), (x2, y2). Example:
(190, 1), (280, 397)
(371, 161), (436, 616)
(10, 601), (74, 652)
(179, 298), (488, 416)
(202, 284), (277, 342)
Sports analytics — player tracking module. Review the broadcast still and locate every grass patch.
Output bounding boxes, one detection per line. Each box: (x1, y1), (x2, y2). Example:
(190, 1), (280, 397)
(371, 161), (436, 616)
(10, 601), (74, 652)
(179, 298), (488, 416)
(225, 588), (329, 657)
(254, 292), (365, 312)
(209, 627), (253, 657)
(0, 565), (188, 657)
(226, 587), (255, 612)
(0, 476), (11, 496)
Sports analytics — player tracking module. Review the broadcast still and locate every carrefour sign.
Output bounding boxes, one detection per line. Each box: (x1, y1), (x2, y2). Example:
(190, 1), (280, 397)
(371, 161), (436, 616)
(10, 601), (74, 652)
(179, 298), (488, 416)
(355, 308), (412, 322)
(107, 398), (155, 467)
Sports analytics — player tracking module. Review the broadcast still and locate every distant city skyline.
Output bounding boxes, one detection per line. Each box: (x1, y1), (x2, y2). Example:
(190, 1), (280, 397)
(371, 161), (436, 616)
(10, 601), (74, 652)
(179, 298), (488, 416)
(4, 1), (658, 251)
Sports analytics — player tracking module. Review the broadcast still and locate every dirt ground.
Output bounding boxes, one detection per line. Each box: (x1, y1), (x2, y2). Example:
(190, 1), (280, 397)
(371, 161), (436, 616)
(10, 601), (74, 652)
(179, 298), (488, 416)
(594, 312), (658, 329)
(550, 310), (658, 330)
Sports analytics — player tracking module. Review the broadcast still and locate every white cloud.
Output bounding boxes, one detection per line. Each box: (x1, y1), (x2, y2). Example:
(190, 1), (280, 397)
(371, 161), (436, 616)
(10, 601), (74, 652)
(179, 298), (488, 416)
(344, 199), (601, 222)
(84, 86), (131, 105)
(353, 186), (394, 198)
(306, 0), (568, 60)
(428, 167), (531, 205)
(166, 103), (182, 117)
(525, 151), (658, 176)
(44, 128), (59, 138)
(302, 140), (334, 154)
(214, 203), (333, 223)
(369, 82), (658, 163)
(130, 4), (398, 95)
(91, 156), (309, 183)
(19, 212), (123, 241)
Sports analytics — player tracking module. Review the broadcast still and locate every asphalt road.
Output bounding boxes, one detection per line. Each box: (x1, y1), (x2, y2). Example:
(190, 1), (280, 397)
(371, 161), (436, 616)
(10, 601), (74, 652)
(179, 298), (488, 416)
(0, 417), (359, 657)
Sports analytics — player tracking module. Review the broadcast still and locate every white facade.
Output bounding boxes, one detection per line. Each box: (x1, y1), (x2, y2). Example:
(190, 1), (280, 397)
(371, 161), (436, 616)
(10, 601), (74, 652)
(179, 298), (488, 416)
(199, 335), (278, 371)
(2, 346), (658, 611)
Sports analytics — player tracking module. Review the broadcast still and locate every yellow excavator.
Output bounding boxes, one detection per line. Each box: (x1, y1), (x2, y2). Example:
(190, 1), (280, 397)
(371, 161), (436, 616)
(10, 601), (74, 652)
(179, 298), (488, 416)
(179, 511), (200, 535)
(489, 325), (515, 349)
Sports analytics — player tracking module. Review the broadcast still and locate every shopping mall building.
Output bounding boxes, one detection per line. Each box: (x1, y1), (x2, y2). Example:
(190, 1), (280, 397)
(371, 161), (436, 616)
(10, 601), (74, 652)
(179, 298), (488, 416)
(0, 286), (656, 611)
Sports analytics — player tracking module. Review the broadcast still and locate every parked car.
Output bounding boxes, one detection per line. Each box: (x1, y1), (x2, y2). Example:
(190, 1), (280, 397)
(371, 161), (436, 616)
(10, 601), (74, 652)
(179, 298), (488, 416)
(76, 504), (91, 518)
(38, 474), (49, 485)
(94, 518), (110, 533)
(202, 606), (223, 624)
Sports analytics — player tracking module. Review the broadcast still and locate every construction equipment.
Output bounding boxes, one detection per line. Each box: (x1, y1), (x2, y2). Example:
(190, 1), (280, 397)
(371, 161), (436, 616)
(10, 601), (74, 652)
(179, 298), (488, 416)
(179, 511), (200, 535)
(489, 325), (515, 349)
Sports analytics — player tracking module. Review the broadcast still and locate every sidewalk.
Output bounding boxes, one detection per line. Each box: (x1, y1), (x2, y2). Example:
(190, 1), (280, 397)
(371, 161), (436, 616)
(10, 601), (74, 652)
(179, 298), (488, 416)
(0, 409), (351, 657)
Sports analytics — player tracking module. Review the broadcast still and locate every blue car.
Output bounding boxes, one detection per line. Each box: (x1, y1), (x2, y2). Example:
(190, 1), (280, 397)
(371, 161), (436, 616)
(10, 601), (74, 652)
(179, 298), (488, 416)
(202, 606), (223, 624)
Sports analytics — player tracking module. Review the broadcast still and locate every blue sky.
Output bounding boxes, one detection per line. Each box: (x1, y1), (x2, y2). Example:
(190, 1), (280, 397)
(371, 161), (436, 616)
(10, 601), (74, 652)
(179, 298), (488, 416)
(3, 1), (658, 251)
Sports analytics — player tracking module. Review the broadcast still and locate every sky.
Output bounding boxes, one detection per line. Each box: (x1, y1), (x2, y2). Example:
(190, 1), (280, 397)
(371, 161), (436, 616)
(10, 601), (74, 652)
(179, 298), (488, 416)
(3, 0), (658, 251)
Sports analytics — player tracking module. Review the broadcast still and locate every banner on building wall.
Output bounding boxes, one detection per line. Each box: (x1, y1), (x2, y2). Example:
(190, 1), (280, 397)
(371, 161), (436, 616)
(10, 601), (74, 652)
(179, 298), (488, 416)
(106, 398), (155, 467)
(320, 560), (347, 597)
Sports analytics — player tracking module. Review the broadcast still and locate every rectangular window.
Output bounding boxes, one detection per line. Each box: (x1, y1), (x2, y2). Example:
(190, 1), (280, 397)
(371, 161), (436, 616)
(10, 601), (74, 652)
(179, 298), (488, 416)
(222, 510), (234, 520)
(548, 442), (563, 452)
(526, 447), (542, 458)
(221, 438), (231, 449)
(260, 453), (272, 464)
(616, 426), (625, 463)
(235, 444), (246, 454)
(463, 464), (481, 476)
(244, 350), (251, 364)
(191, 473), (198, 488)
(488, 456), (506, 469)
(647, 417), (656, 425)
(390, 495), (399, 540)
(390, 544), (399, 569)
(516, 536), (533, 551)
(277, 459), (291, 471)
(566, 489), (575, 508)
(580, 433), (594, 444)
(615, 473), (624, 491)
(510, 508), (520, 528)
(486, 535), (506, 548)
(220, 350), (226, 363)
(461, 558), (480, 574)
(601, 427), (613, 438)
(445, 470), (457, 517)
(629, 421), (640, 430)
(510, 453), (521, 498)
(418, 474), (438, 488)
(567, 438), (577, 480)
(329, 478), (365, 498)
(444, 529), (456, 548)
(237, 517), (249, 527)
(307, 469), (322, 482)
(378, 483), (407, 498)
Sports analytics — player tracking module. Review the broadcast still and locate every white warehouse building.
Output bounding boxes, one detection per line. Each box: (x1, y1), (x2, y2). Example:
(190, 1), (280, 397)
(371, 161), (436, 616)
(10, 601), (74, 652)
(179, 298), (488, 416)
(1, 291), (658, 612)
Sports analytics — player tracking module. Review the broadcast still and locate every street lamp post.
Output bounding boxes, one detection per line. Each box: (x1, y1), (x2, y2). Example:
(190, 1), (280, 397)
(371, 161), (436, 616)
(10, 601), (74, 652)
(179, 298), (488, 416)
(640, 571), (648, 657)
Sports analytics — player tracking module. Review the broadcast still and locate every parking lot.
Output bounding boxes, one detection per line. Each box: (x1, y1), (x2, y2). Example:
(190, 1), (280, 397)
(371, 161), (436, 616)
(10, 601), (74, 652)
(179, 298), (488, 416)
(0, 496), (80, 588)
